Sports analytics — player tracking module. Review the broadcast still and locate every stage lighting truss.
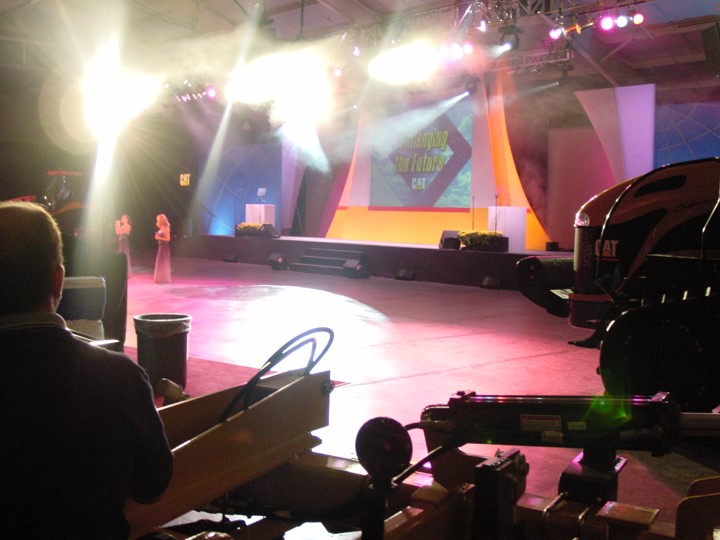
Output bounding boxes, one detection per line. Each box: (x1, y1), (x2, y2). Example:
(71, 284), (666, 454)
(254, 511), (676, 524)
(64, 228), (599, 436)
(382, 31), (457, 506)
(456, 1), (520, 34)
(493, 41), (574, 75)
(546, 5), (644, 40)
(332, 0), (648, 88)
(164, 78), (218, 104)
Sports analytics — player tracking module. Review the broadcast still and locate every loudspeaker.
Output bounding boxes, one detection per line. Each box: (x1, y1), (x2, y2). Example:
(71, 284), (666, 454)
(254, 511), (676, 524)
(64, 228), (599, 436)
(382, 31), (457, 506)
(267, 253), (286, 270)
(439, 230), (460, 249)
(261, 223), (281, 238)
(702, 23), (720, 69)
(343, 259), (368, 278)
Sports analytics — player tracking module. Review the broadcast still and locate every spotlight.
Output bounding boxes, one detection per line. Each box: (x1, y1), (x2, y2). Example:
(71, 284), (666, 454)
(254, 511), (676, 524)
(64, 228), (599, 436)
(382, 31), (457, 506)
(629, 10), (645, 25)
(599, 14), (615, 31)
(549, 26), (564, 40)
(498, 25), (520, 51)
(498, 42), (512, 53)
(478, 17), (489, 32)
(615, 14), (629, 28)
(450, 42), (464, 60)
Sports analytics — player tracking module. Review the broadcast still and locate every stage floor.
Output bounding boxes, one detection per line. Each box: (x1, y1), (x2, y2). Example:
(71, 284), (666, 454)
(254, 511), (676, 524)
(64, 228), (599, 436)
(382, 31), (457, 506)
(125, 253), (717, 524)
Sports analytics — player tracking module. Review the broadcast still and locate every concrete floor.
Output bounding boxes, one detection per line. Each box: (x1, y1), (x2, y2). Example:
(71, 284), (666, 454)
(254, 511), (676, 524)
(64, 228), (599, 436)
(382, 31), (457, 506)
(124, 253), (718, 524)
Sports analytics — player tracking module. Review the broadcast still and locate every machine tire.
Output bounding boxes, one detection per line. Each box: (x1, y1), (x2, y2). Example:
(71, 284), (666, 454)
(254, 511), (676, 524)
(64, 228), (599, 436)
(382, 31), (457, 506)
(599, 296), (720, 411)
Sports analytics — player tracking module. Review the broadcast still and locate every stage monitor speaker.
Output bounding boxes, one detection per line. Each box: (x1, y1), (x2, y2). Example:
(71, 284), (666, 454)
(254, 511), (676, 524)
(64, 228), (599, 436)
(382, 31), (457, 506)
(261, 223), (281, 238)
(343, 259), (369, 278)
(267, 253), (286, 270)
(702, 23), (720, 69)
(439, 230), (460, 250)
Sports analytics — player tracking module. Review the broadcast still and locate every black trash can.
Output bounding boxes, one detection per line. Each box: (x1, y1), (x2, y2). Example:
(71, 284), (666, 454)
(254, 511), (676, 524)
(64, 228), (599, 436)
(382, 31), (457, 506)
(133, 313), (192, 392)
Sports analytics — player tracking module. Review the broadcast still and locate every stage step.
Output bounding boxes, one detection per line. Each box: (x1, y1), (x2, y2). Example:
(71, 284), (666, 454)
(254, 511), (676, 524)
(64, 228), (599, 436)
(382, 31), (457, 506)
(306, 248), (366, 259)
(288, 248), (369, 278)
(298, 255), (350, 266)
(289, 262), (349, 277)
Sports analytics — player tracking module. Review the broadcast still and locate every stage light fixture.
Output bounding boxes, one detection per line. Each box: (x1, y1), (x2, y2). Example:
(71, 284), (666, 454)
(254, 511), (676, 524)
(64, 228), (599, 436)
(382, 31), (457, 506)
(549, 26), (564, 40)
(629, 10), (645, 25)
(615, 14), (629, 28)
(464, 79), (477, 95)
(450, 42), (464, 60)
(166, 80), (217, 105)
(599, 14), (615, 31)
(498, 24), (520, 51)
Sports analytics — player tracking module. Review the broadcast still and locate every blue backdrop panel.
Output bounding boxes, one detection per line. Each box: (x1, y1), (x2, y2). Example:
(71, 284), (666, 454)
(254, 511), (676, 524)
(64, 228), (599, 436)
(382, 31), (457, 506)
(199, 141), (282, 235)
(655, 101), (720, 168)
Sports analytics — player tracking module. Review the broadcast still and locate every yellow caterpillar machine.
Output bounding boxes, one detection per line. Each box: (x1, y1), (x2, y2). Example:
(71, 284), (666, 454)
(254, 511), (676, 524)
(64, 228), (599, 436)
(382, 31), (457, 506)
(125, 328), (720, 540)
(516, 158), (720, 411)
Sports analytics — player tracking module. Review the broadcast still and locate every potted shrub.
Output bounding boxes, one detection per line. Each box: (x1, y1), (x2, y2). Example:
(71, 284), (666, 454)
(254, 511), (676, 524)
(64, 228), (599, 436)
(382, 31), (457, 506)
(235, 222), (265, 237)
(457, 230), (509, 252)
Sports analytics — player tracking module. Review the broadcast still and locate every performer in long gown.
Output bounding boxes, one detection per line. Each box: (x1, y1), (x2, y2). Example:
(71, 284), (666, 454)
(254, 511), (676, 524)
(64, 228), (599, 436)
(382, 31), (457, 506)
(114, 213), (132, 276)
(153, 214), (172, 284)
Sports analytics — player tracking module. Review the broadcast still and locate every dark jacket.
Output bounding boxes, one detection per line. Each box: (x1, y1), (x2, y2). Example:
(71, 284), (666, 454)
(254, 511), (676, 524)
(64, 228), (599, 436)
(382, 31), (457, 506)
(0, 312), (173, 539)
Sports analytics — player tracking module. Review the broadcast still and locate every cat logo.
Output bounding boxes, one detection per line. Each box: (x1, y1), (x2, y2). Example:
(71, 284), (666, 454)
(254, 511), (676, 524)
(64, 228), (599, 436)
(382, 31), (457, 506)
(594, 239), (619, 260)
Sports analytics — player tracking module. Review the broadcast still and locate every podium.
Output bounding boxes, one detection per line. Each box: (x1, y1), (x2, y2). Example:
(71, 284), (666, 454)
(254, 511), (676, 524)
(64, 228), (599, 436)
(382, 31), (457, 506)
(488, 206), (526, 252)
(245, 204), (275, 226)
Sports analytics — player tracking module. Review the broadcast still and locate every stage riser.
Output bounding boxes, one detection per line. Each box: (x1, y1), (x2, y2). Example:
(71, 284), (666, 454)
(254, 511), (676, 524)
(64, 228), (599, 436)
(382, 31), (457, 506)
(290, 263), (349, 277)
(174, 236), (530, 290)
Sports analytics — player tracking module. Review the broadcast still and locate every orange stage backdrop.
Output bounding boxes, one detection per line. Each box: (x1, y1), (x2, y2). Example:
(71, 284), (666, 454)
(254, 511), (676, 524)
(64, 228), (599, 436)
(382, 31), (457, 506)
(325, 75), (550, 250)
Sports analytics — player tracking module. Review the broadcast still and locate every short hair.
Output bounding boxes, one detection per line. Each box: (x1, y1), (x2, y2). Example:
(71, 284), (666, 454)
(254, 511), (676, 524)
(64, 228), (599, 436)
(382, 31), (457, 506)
(0, 201), (64, 316)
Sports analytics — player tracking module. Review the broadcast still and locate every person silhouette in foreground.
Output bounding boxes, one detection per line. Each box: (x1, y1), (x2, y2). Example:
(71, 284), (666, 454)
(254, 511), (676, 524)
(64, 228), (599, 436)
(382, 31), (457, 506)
(0, 201), (173, 539)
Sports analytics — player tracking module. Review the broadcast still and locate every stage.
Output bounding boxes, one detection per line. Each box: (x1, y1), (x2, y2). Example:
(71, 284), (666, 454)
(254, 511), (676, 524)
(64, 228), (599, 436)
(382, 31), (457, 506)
(173, 234), (562, 289)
